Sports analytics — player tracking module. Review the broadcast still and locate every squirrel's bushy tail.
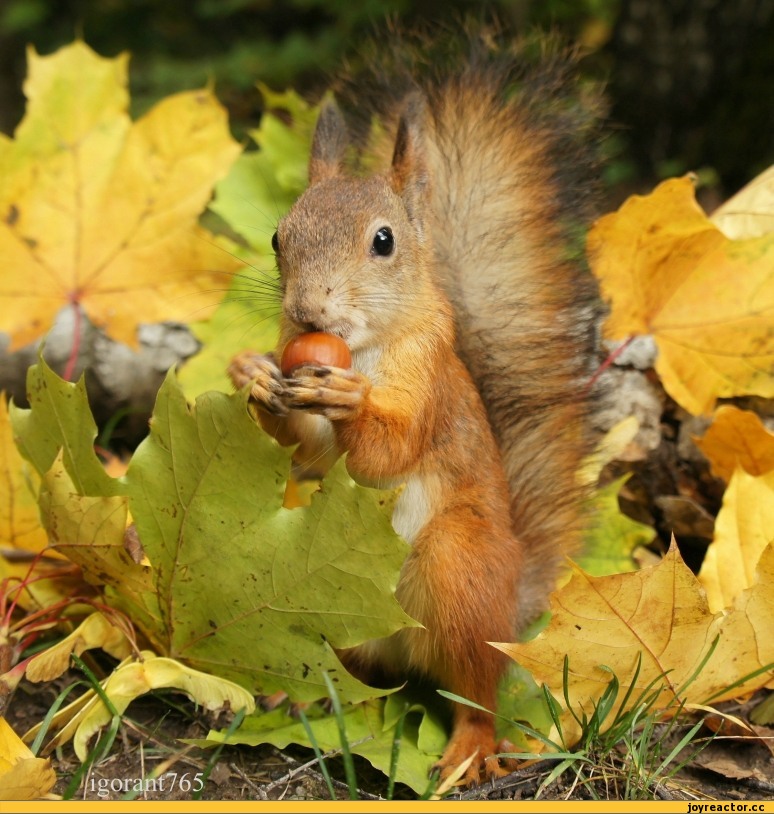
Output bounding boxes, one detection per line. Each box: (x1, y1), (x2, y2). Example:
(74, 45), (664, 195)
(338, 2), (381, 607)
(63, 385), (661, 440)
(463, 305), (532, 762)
(339, 25), (605, 622)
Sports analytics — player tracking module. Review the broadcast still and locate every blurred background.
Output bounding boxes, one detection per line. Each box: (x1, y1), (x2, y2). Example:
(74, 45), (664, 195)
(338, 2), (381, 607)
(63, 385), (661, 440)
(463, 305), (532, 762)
(0, 0), (772, 451)
(1, 0), (772, 204)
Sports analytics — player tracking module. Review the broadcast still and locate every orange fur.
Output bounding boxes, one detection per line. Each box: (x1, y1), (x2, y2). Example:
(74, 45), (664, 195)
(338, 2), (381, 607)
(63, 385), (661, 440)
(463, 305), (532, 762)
(228, 30), (601, 784)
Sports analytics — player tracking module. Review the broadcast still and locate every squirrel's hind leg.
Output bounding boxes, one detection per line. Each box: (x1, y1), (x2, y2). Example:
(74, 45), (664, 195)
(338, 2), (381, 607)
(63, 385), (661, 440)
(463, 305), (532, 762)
(397, 507), (522, 786)
(434, 709), (519, 785)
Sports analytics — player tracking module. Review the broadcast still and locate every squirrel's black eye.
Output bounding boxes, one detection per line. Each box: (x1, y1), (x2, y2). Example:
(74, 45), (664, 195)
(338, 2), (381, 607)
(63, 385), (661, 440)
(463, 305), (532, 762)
(371, 226), (394, 257)
(271, 231), (279, 253)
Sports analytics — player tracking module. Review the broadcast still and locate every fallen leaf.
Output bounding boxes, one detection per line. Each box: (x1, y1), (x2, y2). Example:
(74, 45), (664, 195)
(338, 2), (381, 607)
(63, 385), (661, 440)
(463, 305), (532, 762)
(11, 359), (121, 497)
(580, 476), (654, 576)
(655, 495), (715, 541)
(694, 405), (774, 481)
(13, 360), (417, 704)
(711, 164), (774, 239)
(196, 695), (444, 796)
(497, 540), (774, 746)
(0, 717), (56, 801)
(0, 393), (48, 553)
(37, 452), (161, 642)
(0, 41), (241, 351)
(588, 175), (774, 415)
(698, 468), (774, 612)
(25, 651), (255, 761)
(577, 415), (640, 486)
(692, 753), (769, 783)
(125, 371), (417, 702)
(26, 612), (132, 683)
(751, 693), (774, 725)
(700, 540), (774, 700)
(197, 662), (543, 795)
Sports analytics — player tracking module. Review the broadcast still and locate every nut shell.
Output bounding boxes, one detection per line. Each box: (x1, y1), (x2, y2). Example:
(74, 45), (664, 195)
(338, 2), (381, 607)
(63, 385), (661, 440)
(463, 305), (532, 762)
(280, 332), (352, 376)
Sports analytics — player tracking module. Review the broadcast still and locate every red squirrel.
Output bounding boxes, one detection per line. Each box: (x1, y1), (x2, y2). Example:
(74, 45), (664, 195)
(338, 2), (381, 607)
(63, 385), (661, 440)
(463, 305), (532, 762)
(229, 29), (602, 784)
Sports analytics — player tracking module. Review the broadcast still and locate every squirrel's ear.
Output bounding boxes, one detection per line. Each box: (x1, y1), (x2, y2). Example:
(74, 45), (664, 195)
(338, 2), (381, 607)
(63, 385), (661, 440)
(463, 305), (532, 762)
(390, 94), (429, 223)
(309, 101), (348, 184)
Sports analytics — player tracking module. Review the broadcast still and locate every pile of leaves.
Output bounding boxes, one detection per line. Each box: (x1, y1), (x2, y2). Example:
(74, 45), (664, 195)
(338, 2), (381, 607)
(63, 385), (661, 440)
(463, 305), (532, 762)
(0, 42), (772, 801)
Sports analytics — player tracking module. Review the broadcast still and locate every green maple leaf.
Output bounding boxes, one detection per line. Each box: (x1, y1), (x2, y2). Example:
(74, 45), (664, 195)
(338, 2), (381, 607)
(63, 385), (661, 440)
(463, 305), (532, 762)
(13, 361), (416, 703)
(580, 475), (655, 576)
(127, 371), (416, 700)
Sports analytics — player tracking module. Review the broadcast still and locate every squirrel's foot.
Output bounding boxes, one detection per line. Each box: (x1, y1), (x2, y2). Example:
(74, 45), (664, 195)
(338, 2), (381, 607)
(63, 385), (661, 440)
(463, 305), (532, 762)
(283, 364), (370, 421)
(257, 691), (318, 717)
(434, 728), (518, 788)
(228, 351), (287, 416)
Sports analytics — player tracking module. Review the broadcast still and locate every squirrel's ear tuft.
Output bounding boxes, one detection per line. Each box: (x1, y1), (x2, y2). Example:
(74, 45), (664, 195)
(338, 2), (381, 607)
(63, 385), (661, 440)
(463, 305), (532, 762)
(309, 101), (348, 184)
(390, 93), (429, 224)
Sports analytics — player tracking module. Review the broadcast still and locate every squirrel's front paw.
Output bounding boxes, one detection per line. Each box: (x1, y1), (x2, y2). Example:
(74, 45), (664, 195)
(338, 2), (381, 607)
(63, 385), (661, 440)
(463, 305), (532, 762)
(284, 364), (370, 421)
(228, 351), (287, 416)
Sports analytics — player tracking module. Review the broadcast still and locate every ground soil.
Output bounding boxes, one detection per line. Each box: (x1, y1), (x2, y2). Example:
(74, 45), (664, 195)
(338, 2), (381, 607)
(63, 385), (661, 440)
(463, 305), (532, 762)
(8, 673), (774, 803)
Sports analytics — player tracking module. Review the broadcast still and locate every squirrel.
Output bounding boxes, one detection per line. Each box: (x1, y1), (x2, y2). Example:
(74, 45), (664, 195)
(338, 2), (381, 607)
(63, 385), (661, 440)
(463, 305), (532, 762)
(228, 27), (602, 785)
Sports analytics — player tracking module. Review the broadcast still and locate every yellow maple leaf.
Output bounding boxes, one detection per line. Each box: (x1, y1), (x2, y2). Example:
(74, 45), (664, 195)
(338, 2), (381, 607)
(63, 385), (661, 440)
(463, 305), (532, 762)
(497, 540), (774, 747)
(24, 651), (255, 761)
(0, 41), (242, 350)
(694, 404), (774, 481)
(711, 164), (774, 240)
(0, 718), (56, 801)
(698, 468), (774, 613)
(25, 612), (132, 683)
(0, 393), (48, 553)
(588, 175), (774, 415)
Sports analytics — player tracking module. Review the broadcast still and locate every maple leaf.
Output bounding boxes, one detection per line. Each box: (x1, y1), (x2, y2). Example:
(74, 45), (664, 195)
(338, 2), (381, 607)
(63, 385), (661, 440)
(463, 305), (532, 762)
(698, 468), (774, 613)
(0, 718), (56, 801)
(577, 416), (654, 576)
(0, 41), (241, 351)
(694, 404), (774, 481)
(693, 406), (774, 612)
(497, 540), (774, 747)
(197, 665), (546, 795)
(711, 164), (774, 239)
(199, 696), (445, 795)
(24, 651), (255, 761)
(25, 612), (132, 683)
(579, 476), (653, 576)
(125, 371), (417, 701)
(0, 393), (47, 553)
(12, 360), (416, 704)
(587, 174), (774, 415)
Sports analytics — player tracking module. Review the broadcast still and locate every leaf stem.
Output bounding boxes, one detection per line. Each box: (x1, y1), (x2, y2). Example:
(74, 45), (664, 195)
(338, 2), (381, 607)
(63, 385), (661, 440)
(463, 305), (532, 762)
(63, 299), (82, 382)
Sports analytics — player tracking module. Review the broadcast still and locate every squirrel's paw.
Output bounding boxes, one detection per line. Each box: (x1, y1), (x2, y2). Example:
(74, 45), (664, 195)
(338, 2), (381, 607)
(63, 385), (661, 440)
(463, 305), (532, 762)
(284, 364), (370, 421)
(434, 732), (518, 788)
(228, 351), (287, 416)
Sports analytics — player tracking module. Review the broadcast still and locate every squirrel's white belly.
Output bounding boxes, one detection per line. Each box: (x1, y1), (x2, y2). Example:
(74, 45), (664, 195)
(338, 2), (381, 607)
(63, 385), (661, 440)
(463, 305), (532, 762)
(392, 473), (435, 544)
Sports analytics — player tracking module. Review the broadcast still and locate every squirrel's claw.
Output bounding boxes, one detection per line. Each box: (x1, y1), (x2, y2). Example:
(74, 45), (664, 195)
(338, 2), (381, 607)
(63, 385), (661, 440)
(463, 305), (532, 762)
(284, 364), (370, 421)
(432, 733), (518, 788)
(228, 351), (288, 416)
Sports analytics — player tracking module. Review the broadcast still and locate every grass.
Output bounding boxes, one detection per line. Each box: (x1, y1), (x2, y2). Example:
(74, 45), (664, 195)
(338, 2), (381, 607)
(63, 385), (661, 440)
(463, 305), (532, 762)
(440, 648), (721, 801)
(19, 643), (772, 802)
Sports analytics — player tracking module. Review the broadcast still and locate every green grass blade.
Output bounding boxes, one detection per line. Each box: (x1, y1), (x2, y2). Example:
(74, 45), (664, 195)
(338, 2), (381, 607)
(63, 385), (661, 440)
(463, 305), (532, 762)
(387, 703), (408, 800)
(322, 672), (358, 800)
(29, 680), (89, 756)
(191, 707), (247, 801)
(437, 689), (563, 750)
(298, 707), (338, 801)
(62, 714), (121, 800)
(70, 654), (120, 717)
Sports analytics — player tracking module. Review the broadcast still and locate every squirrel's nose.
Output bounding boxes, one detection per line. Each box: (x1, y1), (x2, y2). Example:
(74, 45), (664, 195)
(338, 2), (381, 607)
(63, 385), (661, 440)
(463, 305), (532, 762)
(286, 302), (327, 332)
